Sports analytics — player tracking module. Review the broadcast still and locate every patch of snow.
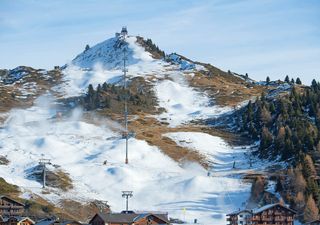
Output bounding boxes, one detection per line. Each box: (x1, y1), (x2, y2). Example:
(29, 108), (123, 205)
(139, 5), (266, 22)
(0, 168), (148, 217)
(163, 132), (255, 224)
(155, 74), (232, 127)
(168, 53), (195, 70)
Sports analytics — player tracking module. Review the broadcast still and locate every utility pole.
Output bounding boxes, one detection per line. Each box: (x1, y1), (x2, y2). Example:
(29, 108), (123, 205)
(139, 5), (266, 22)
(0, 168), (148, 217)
(39, 158), (51, 188)
(122, 42), (129, 164)
(122, 191), (133, 212)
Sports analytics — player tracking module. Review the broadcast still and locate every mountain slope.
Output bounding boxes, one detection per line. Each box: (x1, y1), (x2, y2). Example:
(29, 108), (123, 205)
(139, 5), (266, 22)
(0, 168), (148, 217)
(0, 29), (278, 224)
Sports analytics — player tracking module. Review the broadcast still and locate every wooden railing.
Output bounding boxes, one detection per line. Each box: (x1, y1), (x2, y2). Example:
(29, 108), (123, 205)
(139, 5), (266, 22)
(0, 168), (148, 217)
(274, 216), (285, 222)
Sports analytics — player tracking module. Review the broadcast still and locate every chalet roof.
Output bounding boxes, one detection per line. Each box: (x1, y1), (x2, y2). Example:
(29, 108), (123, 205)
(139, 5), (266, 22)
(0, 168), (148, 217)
(92, 212), (169, 224)
(227, 203), (297, 216)
(34, 218), (56, 225)
(0, 216), (35, 224)
(19, 217), (35, 224)
(305, 219), (320, 225)
(96, 213), (137, 223)
(133, 213), (169, 223)
(60, 220), (83, 225)
(34, 218), (82, 225)
(226, 209), (252, 216)
(252, 203), (296, 214)
(0, 195), (25, 207)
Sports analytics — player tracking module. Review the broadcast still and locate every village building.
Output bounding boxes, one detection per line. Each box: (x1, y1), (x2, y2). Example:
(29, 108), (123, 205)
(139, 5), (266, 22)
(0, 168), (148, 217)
(34, 217), (82, 225)
(226, 203), (296, 225)
(0, 196), (25, 217)
(89, 211), (170, 225)
(305, 220), (320, 225)
(0, 216), (35, 225)
(226, 209), (252, 225)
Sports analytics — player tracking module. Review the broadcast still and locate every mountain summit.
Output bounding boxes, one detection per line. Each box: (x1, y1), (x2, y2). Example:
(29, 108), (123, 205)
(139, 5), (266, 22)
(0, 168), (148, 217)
(71, 27), (155, 70)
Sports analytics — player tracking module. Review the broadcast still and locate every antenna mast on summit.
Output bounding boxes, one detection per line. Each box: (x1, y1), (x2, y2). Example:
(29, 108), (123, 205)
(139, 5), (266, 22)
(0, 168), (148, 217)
(122, 29), (129, 164)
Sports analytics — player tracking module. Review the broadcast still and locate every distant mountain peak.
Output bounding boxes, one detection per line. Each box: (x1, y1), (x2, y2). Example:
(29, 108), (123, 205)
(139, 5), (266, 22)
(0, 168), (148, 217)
(71, 27), (156, 70)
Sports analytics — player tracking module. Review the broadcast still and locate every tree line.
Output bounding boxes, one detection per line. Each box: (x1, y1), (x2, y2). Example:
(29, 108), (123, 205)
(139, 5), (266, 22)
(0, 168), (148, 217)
(239, 78), (320, 222)
(82, 81), (155, 113)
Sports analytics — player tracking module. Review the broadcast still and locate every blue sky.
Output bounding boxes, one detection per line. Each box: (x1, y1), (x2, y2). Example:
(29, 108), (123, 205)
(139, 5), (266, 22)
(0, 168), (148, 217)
(0, 0), (319, 84)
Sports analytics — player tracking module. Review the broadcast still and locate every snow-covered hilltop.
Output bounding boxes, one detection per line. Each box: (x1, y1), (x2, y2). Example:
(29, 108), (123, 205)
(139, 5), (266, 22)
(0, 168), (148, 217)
(0, 27), (277, 224)
(71, 27), (156, 70)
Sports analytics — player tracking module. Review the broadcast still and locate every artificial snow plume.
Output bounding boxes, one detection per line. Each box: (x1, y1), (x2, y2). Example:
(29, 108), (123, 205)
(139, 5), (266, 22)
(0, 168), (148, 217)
(56, 63), (122, 98)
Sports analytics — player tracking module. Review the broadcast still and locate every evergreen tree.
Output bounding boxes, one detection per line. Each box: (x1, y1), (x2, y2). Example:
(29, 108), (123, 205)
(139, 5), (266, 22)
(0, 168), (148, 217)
(85, 44), (90, 51)
(293, 170), (307, 193)
(86, 84), (95, 110)
(102, 82), (108, 91)
(311, 79), (318, 91)
(303, 155), (317, 178)
(285, 75), (290, 83)
(275, 177), (283, 192)
(260, 106), (272, 125)
(269, 102), (276, 114)
(304, 195), (319, 222)
(296, 77), (302, 85)
(95, 84), (102, 108)
(251, 176), (265, 201)
(266, 76), (270, 85)
(295, 191), (305, 211)
(260, 127), (273, 157)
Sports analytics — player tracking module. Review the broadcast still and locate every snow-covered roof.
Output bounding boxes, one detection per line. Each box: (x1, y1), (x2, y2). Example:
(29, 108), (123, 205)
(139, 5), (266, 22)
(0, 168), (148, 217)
(93, 212), (169, 224)
(0, 216), (34, 224)
(252, 203), (296, 214)
(226, 209), (252, 216)
(34, 218), (56, 225)
(228, 203), (297, 216)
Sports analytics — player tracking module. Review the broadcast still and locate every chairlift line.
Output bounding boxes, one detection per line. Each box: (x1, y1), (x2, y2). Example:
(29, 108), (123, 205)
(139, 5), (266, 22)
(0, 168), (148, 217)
(121, 28), (129, 165)
(39, 158), (51, 188)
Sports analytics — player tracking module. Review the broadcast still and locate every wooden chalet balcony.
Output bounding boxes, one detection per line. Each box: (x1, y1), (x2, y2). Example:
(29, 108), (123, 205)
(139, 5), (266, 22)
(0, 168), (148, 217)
(287, 217), (294, 221)
(261, 216), (273, 222)
(274, 216), (285, 222)
(251, 216), (260, 221)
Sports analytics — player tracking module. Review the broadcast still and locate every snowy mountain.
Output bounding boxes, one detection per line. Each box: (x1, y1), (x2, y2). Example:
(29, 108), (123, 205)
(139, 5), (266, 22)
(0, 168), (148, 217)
(72, 37), (141, 70)
(0, 28), (285, 224)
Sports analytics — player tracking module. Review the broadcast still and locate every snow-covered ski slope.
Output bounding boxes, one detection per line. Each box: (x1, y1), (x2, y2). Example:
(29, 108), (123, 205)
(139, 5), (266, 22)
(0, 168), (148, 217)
(0, 104), (254, 224)
(0, 34), (260, 224)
